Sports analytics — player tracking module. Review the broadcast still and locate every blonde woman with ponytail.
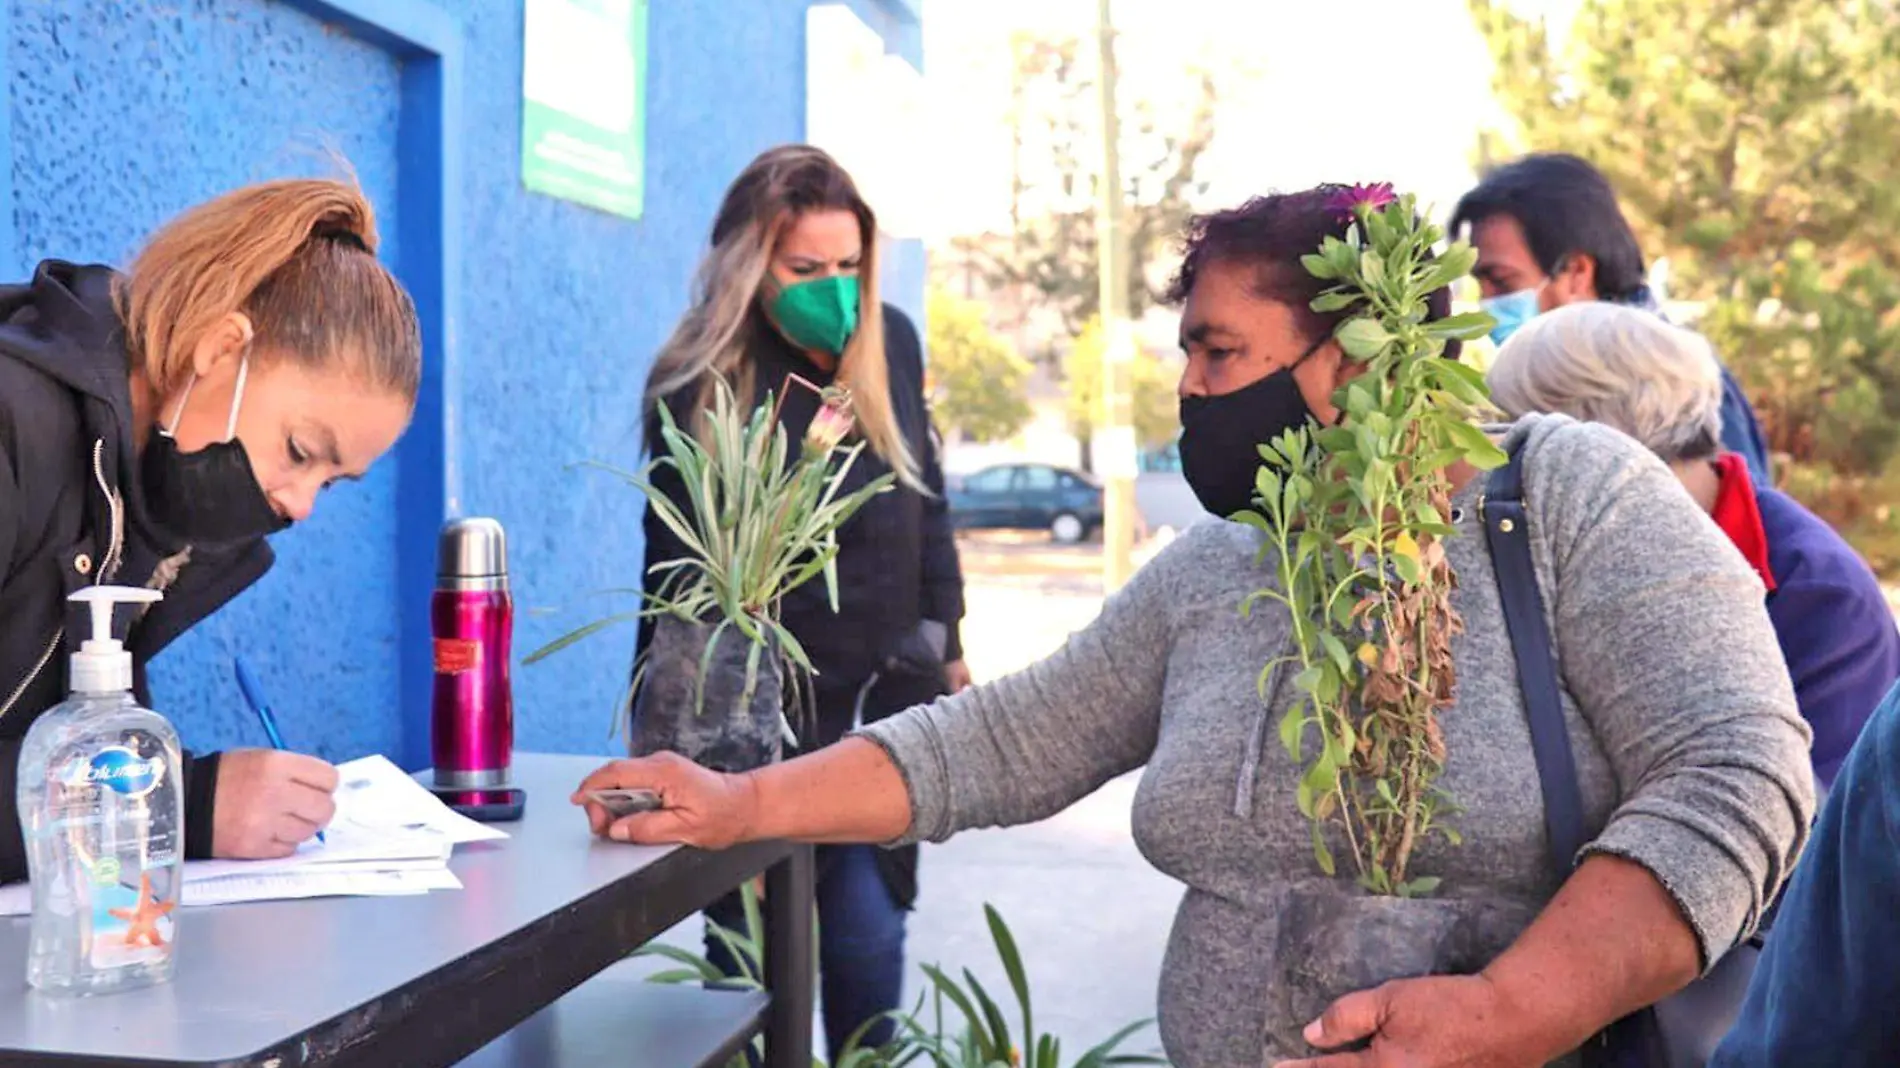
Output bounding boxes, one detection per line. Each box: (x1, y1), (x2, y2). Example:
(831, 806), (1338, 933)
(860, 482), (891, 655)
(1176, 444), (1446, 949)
(0, 177), (422, 883)
(636, 144), (967, 1059)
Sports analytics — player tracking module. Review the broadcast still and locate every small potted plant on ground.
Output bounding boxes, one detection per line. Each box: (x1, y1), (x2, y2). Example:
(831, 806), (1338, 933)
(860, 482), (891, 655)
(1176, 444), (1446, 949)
(529, 376), (891, 772)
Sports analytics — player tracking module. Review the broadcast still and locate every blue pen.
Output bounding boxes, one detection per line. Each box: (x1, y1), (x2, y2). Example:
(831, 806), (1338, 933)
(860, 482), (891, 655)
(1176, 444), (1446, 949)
(233, 658), (324, 844)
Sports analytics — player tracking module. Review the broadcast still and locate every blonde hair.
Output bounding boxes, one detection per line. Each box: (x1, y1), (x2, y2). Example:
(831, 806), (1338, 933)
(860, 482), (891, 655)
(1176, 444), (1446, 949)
(645, 144), (919, 488)
(1488, 302), (1724, 463)
(116, 177), (421, 401)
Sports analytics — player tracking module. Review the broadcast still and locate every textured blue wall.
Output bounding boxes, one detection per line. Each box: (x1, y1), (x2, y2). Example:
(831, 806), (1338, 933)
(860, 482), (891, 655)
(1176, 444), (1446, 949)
(7, 0), (924, 766)
(466, 0), (926, 757)
(12, 0), (409, 761)
(465, 0), (825, 758)
(883, 237), (928, 336)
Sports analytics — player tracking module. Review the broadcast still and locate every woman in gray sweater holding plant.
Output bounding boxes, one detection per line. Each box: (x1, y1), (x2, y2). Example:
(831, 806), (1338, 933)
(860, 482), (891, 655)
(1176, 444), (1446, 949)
(573, 187), (1812, 1068)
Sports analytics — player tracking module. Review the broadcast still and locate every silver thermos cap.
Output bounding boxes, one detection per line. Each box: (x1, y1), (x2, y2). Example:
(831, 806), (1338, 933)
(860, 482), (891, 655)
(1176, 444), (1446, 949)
(438, 517), (509, 590)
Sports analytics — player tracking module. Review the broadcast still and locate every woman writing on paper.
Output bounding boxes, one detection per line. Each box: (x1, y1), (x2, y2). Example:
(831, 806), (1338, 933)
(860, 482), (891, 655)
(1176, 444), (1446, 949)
(0, 177), (423, 882)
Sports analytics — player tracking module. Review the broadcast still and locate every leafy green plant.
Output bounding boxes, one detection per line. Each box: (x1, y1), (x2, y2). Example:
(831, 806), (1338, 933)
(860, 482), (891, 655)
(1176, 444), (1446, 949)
(1064, 315), (1183, 466)
(884, 905), (1166, 1068)
(926, 288), (1036, 445)
(524, 375), (894, 740)
(636, 882), (779, 989)
(1238, 187), (1502, 897)
(1472, 0), (1900, 569)
(635, 898), (1166, 1068)
(634, 882), (830, 1068)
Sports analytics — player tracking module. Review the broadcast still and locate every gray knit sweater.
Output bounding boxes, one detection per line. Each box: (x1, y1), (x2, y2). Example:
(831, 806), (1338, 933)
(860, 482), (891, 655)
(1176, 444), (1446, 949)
(859, 415), (1815, 1066)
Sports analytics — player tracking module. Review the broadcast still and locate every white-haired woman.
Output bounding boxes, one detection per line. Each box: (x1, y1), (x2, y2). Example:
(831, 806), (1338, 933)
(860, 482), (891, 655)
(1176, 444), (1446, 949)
(1489, 301), (1900, 791)
(631, 144), (967, 1058)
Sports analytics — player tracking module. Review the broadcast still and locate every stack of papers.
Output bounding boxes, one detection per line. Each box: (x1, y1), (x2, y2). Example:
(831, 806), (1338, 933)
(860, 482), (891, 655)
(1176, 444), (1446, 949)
(0, 754), (508, 914)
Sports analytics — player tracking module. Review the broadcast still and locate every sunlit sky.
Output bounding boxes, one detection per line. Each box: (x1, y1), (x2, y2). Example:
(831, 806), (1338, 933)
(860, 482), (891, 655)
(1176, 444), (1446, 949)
(916, 0), (1584, 244)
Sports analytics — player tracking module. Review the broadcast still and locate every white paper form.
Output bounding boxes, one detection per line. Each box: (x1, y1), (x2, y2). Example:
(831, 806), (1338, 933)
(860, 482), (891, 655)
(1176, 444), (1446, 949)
(183, 867), (464, 907)
(324, 754), (510, 848)
(0, 754), (505, 915)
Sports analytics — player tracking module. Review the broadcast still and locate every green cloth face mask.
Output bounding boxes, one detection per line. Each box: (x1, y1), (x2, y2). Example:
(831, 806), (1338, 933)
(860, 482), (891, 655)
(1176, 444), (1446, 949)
(769, 275), (860, 356)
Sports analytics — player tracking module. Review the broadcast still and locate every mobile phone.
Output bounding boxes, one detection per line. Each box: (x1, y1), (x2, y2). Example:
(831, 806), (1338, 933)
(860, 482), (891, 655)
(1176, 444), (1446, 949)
(586, 788), (663, 818)
(434, 787), (527, 823)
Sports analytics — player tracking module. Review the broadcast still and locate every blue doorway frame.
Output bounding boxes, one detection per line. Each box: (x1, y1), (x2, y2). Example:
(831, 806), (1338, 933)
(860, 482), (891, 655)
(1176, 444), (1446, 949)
(281, 0), (465, 770)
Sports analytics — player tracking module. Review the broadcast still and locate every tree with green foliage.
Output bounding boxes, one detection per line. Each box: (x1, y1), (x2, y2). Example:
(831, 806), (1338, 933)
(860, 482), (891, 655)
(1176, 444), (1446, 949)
(924, 290), (1035, 445)
(1062, 316), (1180, 472)
(942, 32), (1217, 346)
(1470, 0), (1900, 561)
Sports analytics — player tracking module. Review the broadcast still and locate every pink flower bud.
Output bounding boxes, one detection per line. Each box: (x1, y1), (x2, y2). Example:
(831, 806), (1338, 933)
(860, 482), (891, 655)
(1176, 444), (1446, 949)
(805, 395), (856, 455)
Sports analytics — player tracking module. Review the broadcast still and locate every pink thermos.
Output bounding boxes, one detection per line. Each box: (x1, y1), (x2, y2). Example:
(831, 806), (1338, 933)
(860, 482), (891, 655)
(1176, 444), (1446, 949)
(429, 517), (525, 820)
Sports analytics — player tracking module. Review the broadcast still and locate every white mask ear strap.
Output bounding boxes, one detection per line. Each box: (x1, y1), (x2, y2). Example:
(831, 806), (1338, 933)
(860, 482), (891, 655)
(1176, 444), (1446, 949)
(224, 354), (250, 442)
(162, 375), (197, 438)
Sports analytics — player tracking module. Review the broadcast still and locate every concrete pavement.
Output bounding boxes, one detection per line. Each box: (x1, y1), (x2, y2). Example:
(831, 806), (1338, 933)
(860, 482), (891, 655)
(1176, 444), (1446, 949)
(903, 538), (1180, 1060)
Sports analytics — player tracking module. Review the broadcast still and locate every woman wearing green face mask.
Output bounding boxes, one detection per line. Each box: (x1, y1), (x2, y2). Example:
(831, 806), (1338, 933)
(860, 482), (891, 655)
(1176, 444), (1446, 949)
(635, 144), (968, 1059)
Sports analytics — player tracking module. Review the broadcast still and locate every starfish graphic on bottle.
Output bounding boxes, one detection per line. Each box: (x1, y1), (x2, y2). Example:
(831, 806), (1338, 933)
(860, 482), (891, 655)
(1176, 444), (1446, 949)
(106, 874), (176, 948)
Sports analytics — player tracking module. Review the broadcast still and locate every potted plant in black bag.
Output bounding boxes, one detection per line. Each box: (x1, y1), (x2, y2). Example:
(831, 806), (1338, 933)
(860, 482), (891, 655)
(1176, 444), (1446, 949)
(1239, 186), (1520, 1049)
(528, 375), (893, 771)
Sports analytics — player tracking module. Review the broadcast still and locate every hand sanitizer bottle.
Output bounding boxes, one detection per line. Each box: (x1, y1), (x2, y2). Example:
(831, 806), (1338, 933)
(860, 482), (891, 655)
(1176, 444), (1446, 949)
(18, 586), (183, 996)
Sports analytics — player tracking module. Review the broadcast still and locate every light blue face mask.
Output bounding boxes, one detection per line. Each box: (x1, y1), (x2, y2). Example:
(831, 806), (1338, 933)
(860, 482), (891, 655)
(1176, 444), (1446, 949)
(1480, 284), (1547, 347)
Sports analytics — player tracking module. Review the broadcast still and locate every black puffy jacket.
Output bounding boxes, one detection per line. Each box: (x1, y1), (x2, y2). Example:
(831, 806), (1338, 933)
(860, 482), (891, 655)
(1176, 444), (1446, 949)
(0, 261), (272, 881)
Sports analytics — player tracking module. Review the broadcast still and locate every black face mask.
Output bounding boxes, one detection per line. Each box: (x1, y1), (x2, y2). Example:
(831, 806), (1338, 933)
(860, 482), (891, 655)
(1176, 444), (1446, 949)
(140, 358), (290, 548)
(1178, 340), (1324, 519)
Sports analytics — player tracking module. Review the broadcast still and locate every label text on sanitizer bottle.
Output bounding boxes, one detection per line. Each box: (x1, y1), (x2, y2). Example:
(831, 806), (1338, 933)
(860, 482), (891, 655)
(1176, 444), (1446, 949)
(75, 744), (175, 969)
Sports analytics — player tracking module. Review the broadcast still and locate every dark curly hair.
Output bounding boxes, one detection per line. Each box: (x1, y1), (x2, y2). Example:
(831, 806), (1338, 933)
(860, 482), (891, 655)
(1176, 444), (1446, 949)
(1166, 185), (1458, 357)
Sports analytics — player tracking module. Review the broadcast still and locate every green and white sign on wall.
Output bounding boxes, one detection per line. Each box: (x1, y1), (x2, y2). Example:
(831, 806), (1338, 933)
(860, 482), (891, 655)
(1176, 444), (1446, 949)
(521, 0), (647, 220)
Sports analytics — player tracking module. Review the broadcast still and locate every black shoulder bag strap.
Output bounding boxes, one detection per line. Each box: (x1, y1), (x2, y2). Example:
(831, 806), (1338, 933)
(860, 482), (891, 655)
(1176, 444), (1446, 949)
(1483, 443), (1665, 1068)
(1481, 444), (1589, 872)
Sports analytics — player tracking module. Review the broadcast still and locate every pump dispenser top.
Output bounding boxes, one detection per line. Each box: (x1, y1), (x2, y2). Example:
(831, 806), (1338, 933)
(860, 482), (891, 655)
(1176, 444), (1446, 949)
(67, 587), (163, 695)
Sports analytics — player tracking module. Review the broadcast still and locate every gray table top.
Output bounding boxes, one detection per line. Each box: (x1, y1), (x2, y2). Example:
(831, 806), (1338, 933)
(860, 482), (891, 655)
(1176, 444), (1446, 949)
(0, 752), (684, 1064)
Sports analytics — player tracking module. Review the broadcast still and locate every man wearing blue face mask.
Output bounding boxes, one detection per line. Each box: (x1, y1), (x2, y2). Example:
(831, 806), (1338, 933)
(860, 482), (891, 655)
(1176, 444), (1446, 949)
(1452, 153), (1773, 483)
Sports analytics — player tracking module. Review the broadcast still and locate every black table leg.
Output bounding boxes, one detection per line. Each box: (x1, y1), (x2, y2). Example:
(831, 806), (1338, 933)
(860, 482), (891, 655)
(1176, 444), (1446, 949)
(762, 844), (815, 1068)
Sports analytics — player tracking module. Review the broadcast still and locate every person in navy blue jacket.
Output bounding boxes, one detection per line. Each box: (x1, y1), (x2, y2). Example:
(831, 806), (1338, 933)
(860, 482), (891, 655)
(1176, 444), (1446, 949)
(1454, 153), (1774, 485)
(1709, 679), (1900, 1066)
(1489, 301), (1900, 789)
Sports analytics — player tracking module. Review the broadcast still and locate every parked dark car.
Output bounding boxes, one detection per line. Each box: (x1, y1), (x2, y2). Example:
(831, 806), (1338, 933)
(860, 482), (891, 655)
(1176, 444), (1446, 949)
(947, 463), (1104, 544)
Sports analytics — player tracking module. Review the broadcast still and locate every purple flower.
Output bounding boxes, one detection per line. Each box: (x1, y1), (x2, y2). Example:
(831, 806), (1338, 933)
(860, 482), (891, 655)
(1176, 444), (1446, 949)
(1327, 182), (1398, 219)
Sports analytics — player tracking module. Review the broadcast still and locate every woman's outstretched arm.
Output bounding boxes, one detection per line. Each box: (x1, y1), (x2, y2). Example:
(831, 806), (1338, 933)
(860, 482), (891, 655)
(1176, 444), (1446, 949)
(576, 525), (1189, 848)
